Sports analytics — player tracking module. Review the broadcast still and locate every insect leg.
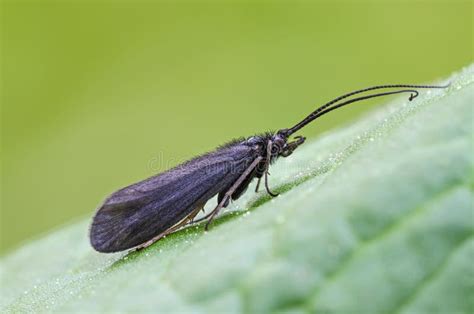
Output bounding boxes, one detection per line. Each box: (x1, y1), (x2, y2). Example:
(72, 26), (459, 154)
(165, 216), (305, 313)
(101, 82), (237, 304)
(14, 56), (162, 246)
(255, 177), (262, 192)
(204, 156), (263, 230)
(264, 140), (279, 197)
(134, 204), (203, 251)
(191, 205), (206, 224)
(188, 210), (213, 225)
(264, 168), (278, 197)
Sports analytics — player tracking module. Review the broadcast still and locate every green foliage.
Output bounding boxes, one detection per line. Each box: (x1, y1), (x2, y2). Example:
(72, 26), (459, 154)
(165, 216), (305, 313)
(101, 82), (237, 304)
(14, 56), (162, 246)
(1, 66), (472, 313)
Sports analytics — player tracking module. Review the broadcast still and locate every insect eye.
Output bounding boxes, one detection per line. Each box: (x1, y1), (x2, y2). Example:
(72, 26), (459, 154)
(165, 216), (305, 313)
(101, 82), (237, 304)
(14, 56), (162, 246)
(271, 145), (280, 154)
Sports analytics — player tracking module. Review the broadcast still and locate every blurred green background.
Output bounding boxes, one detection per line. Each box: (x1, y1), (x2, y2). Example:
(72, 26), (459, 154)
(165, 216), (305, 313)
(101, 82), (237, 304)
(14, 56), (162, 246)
(1, 1), (472, 255)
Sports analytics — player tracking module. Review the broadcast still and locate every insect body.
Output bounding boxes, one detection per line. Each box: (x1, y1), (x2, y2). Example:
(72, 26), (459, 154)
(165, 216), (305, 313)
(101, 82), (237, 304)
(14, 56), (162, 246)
(90, 84), (447, 252)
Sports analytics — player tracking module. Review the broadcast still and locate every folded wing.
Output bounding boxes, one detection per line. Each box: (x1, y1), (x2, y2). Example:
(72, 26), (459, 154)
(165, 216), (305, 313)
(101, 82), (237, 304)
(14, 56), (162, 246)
(90, 143), (257, 252)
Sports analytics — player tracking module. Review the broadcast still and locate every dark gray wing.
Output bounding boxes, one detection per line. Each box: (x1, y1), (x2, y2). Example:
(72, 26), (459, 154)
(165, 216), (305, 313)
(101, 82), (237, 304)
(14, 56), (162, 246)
(90, 142), (258, 252)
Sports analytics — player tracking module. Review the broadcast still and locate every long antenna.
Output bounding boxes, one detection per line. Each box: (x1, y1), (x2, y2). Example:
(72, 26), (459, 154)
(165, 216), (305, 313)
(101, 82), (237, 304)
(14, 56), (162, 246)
(281, 84), (449, 136)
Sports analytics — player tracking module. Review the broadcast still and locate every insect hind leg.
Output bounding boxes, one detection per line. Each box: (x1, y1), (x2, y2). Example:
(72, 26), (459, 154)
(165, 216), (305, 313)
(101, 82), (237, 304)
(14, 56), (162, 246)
(134, 204), (203, 251)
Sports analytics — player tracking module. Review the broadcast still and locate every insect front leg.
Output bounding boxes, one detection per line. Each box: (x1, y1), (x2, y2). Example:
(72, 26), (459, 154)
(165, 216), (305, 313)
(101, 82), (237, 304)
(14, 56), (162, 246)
(264, 140), (279, 197)
(255, 177), (262, 192)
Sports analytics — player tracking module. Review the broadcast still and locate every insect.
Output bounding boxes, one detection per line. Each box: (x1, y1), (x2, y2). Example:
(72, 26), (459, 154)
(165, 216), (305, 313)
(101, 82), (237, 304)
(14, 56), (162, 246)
(90, 83), (448, 252)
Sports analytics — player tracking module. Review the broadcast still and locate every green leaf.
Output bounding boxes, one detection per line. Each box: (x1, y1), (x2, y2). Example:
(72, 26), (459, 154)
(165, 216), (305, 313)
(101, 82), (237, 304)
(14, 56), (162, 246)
(1, 65), (473, 313)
